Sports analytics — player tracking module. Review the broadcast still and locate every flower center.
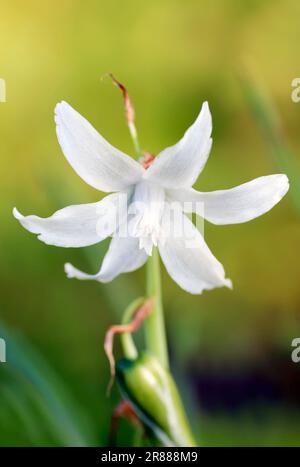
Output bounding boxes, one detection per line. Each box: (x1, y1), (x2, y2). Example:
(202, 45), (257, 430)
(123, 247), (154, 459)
(129, 181), (165, 255)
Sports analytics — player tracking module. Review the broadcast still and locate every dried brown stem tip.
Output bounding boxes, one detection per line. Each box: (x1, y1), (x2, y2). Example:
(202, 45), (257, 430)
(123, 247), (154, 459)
(109, 73), (135, 125)
(104, 298), (154, 390)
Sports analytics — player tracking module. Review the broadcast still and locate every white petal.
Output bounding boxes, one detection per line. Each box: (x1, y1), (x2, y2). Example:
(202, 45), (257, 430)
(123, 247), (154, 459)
(65, 234), (148, 282)
(13, 192), (125, 247)
(167, 174), (289, 225)
(55, 101), (144, 192)
(144, 102), (212, 188)
(158, 206), (232, 294)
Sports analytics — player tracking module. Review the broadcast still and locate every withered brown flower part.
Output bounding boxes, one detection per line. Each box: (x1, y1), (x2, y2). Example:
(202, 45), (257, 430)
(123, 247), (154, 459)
(104, 298), (154, 392)
(109, 73), (135, 125)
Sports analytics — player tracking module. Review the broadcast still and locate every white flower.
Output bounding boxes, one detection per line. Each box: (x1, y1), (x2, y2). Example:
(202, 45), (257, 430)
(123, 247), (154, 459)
(13, 101), (289, 294)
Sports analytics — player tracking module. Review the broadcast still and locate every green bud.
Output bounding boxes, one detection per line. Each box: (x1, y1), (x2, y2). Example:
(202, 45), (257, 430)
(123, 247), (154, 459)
(116, 352), (196, 447)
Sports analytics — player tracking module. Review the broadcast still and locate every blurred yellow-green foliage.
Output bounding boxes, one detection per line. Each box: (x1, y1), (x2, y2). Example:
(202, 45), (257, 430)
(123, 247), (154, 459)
(1, 0), (300, 446)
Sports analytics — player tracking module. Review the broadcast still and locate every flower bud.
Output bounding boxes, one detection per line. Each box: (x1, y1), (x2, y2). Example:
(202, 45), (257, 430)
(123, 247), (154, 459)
(116, 352), (196, 447)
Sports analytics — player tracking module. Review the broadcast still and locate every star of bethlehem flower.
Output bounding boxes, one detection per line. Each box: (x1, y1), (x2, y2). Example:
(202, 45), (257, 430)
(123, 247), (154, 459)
(13, 101), (289, 294)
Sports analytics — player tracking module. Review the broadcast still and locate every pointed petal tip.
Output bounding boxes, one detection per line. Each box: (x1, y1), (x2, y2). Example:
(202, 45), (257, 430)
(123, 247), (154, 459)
(200, 276), (232, 294)
(13, 207), (23, 220)
(194, 101), (211, 126)
(64, 262), (102, 281)
(278, 173), (289, 194)
(64, 262), (75, 278)
(269, 174), (290, 206)
(55, 100), (68, 111)
(54, 101), (62, 114)
(54, 101), (71, 125)
(201, 100), (211, 119)
(186, 277), (233, 295)
(202, 277), (232, 294)
(54, 101), (67, 122)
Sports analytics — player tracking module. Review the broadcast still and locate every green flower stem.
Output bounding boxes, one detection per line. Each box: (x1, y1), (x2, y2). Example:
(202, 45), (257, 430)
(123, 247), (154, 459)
(145, 248), (169, 369)
(144, 250), (197, 446)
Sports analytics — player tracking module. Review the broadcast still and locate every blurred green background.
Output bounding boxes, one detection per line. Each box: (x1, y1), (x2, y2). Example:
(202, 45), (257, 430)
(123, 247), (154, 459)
(1, 0), (300, 446)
